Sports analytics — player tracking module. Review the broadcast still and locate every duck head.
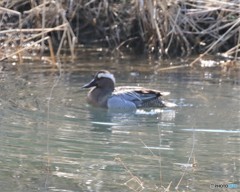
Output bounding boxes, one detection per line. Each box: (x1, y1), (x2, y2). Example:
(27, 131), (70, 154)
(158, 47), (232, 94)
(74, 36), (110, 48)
(82, 70), (116, 91)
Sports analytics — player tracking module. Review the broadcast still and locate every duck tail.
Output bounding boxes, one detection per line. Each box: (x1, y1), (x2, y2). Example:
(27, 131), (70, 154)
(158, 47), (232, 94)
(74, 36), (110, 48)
(162, 101), (177, 108)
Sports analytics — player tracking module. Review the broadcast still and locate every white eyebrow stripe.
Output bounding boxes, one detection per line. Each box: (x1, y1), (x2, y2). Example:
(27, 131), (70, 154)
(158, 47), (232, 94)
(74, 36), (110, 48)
(97, 73), (116, 83)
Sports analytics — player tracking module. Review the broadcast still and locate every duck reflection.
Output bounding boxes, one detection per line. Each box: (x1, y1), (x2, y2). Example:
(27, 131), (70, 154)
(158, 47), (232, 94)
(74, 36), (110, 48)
(87, 106), (176, 132)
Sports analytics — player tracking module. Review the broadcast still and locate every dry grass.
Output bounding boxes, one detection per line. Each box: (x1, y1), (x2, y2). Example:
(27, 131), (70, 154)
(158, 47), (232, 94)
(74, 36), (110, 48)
(0, 0), (76, 64)
(0, 0), (239, 63)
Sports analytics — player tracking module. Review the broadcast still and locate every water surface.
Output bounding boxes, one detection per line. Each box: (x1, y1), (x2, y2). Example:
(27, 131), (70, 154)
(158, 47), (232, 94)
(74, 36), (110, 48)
(0, 57), (239, 192)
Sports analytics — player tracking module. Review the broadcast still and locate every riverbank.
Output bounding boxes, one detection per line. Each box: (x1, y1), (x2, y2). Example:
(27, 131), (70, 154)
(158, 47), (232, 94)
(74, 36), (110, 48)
(0, 0), (239, 64)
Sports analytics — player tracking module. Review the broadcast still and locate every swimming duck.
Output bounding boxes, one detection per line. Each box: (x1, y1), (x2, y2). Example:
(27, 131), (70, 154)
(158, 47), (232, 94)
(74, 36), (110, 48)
(82, 70), (176, 111)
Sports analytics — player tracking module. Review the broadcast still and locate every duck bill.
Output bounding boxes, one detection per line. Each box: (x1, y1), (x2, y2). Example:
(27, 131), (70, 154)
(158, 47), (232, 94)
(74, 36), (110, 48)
(82, 79), (97, 88)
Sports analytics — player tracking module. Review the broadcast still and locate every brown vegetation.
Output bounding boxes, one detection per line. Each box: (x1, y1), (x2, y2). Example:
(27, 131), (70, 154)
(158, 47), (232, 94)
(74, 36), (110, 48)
(0, 0), (239, 63)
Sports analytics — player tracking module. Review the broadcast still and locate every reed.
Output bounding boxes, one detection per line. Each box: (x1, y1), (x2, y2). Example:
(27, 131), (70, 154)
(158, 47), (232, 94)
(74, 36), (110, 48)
(0, 0), (76, 64)
(0, 0), (239, 63)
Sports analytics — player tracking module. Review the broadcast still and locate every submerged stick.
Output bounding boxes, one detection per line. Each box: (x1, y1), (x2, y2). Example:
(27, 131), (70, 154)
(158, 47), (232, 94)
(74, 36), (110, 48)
(157, 64), (189, 71)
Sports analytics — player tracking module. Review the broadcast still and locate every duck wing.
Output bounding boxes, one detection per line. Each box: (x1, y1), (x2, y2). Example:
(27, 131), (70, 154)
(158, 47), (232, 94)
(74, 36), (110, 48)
(113, 86), (168, 107)
(115, 86), (170, 96)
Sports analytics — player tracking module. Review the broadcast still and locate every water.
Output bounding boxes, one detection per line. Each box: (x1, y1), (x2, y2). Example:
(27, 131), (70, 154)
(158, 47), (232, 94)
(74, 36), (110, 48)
(0, 56), (239, 192)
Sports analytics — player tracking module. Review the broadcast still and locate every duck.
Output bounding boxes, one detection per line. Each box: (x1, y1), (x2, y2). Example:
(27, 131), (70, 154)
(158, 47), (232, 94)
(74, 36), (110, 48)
(82, 70), (176, 111)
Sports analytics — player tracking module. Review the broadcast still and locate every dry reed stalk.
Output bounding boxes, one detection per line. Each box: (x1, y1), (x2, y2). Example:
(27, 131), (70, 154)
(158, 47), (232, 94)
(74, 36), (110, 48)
(0, 24), (67, 35)
(57, 8), (77, 58)
(41, 0), (46, 54)
(67, 27), (77, 60)
(225, 28), (240, 59)
(47, 37), (56, 64)
(23, 0), (52, 14)
(0, 23), (73, 64)
(56, 26), (67, 56)
(0, 36), (56, 64)
(131, 0), (240, 58)
(115, 157), (144, 192)
(22, 24), (68, 42)
(0, 0), (77, 63)
(190, 17), (240, 66)
(0, 0), (239, 61)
